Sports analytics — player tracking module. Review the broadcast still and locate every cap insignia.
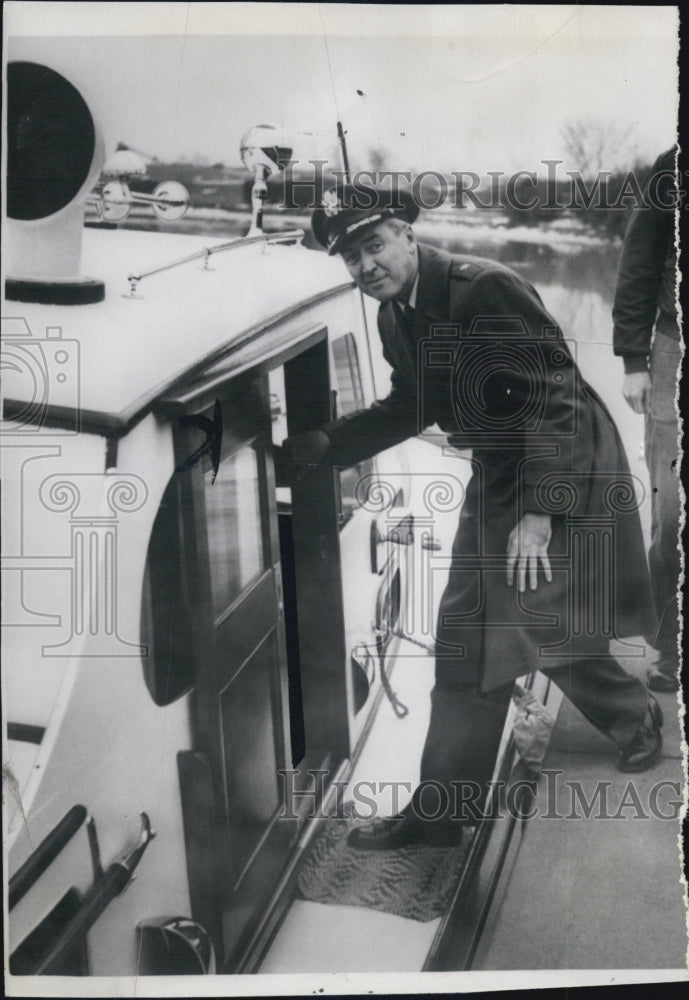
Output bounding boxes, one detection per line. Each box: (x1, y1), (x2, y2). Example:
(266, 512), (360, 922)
(322, 189), (341, 217)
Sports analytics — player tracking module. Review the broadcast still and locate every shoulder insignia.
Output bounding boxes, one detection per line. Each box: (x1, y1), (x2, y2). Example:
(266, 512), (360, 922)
(450, 258), (485, 282)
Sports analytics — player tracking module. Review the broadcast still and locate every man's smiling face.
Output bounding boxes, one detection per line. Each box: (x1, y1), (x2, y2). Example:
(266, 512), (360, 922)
(340, 219), (419, 302)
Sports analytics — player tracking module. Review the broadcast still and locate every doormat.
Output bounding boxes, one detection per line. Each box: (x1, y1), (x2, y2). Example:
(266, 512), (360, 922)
(297, 803), (473, 922)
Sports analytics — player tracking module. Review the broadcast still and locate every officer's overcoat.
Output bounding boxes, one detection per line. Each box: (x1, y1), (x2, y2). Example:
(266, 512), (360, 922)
(324, 243), (655, 690)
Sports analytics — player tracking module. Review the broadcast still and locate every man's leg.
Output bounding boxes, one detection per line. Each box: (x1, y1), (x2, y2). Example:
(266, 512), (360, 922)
(347, 499), (515, 850)
(645, 333), (681, 692)
(545, 653), (663, 772)
(416, 678), (513, 822)
(347, 678), (513, 849)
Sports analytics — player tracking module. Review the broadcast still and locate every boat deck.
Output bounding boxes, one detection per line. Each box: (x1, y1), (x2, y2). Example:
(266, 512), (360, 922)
(261, 639), (685, 973)
(477, 649), (686, 971)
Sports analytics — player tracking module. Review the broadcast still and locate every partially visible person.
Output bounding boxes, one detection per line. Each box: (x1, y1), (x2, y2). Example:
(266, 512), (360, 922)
(613, 146), (681, 694)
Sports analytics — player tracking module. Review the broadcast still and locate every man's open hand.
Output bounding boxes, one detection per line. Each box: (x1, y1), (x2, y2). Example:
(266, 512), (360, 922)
(622, 371), (651, 414)
(506, 513), (553, 592)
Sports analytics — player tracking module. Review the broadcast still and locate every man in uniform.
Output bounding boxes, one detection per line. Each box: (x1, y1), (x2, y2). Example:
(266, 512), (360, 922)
(613, 147), (681, 694)
(284, 183), (662, 850)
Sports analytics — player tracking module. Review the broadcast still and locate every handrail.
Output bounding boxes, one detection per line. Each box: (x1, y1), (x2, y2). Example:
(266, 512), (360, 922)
(125, 229), (305, 297)
(9, 805), (87, 910)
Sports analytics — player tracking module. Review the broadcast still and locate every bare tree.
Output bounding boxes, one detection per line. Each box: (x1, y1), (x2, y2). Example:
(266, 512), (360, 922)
(560, 117), (637, 177)
(368, 147), (389, 173)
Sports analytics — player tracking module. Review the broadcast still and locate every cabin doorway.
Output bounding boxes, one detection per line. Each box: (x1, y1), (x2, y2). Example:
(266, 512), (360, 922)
(167, 327), (350, 970)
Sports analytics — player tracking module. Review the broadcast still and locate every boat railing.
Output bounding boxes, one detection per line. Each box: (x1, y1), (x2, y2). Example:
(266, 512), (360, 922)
(125, 229), (305, 297)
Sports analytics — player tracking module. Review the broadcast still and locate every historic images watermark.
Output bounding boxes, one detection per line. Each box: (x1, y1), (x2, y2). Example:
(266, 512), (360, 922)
(279, 160), (680, 212)
(278, 770), (683, 823)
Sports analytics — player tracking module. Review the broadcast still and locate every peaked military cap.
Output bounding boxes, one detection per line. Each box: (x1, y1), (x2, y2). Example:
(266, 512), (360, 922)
(312, 182), (419, 255)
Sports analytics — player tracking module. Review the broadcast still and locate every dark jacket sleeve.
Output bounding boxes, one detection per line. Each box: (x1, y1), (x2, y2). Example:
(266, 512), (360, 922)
(320, 352), (425, 468)
(612, 149), (676, 373)
(452, 268), (590, 514)
(319, 310), (428, 468)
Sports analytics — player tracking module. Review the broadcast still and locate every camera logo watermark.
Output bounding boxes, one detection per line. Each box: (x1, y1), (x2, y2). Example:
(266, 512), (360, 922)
(1, 317), (81, 435)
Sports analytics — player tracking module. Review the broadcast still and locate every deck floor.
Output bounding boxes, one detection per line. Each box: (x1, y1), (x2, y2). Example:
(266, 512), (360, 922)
(477, 646), (686, 971)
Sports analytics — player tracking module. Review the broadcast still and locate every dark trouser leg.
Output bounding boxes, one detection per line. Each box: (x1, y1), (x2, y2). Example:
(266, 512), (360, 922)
(414, 496), (516, 822)
(415, 681), (513, 822)
(416, 648), (651, 822)
(543, 654), (650, 749)
(645, 333), (681, 668)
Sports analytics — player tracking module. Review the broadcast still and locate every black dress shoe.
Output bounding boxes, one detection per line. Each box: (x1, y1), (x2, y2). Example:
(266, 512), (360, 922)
(618, 695), (663, 773)
(648, 669), (680, 693)
(648, 656), (680, 693)
(347, 814), (464, 851)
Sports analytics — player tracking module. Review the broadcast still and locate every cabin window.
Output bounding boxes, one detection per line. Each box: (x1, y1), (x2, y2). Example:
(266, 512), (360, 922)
(204, 446), (265, 619)
(140, 475), (195, 706)
(331, 333), (373, 527)
(268, 365), (291, 514)
(331, 332), (365, 413)
(268, 366), (288, 446)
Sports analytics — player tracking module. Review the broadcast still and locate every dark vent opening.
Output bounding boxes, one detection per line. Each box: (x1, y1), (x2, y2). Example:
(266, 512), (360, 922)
(8, 61), (96, 221)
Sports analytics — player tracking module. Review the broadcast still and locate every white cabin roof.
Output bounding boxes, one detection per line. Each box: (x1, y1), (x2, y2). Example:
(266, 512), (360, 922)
(2, 227), (352, 433)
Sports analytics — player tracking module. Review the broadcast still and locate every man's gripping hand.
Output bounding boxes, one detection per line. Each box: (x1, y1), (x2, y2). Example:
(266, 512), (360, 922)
(506, 513), (553, 593)
(283, 429), (330, 465)
(622, 371), (651, 414)
(274, 430), (331, 483)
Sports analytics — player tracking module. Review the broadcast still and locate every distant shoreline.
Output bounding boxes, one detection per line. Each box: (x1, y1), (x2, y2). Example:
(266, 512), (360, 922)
(99, 205), (618, 257)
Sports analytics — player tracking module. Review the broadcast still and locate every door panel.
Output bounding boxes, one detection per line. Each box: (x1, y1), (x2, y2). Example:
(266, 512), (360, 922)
(220, 629), (282, 885)
(215, 571), (278, 688)
(174, 379), (294, 969)
(170, 327), (351, 970)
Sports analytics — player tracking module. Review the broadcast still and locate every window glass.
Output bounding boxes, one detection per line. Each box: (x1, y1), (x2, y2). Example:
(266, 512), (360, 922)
(268, 366), (288, 446)
(268, 366), (291, 507)
(332, 333), (373, 527)
(332, 333), (365, 414)
(205, 445), (265, 618)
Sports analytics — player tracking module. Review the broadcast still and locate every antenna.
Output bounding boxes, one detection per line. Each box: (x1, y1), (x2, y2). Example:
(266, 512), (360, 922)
(321, 32), (351, 186)
(337, 121), (351, 184)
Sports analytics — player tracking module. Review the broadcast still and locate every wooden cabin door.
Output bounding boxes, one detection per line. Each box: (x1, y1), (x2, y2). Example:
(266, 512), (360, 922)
(168, 329), (347, 971)
(174, 374), (295, 970)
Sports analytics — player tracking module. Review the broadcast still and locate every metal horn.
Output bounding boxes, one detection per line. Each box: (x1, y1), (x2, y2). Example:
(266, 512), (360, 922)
(239, 123), (292, 235)
(89, 179), (190, 224)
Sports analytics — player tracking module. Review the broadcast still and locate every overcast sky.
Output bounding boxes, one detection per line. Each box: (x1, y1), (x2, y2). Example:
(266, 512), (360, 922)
(6, 4), (679, 176)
